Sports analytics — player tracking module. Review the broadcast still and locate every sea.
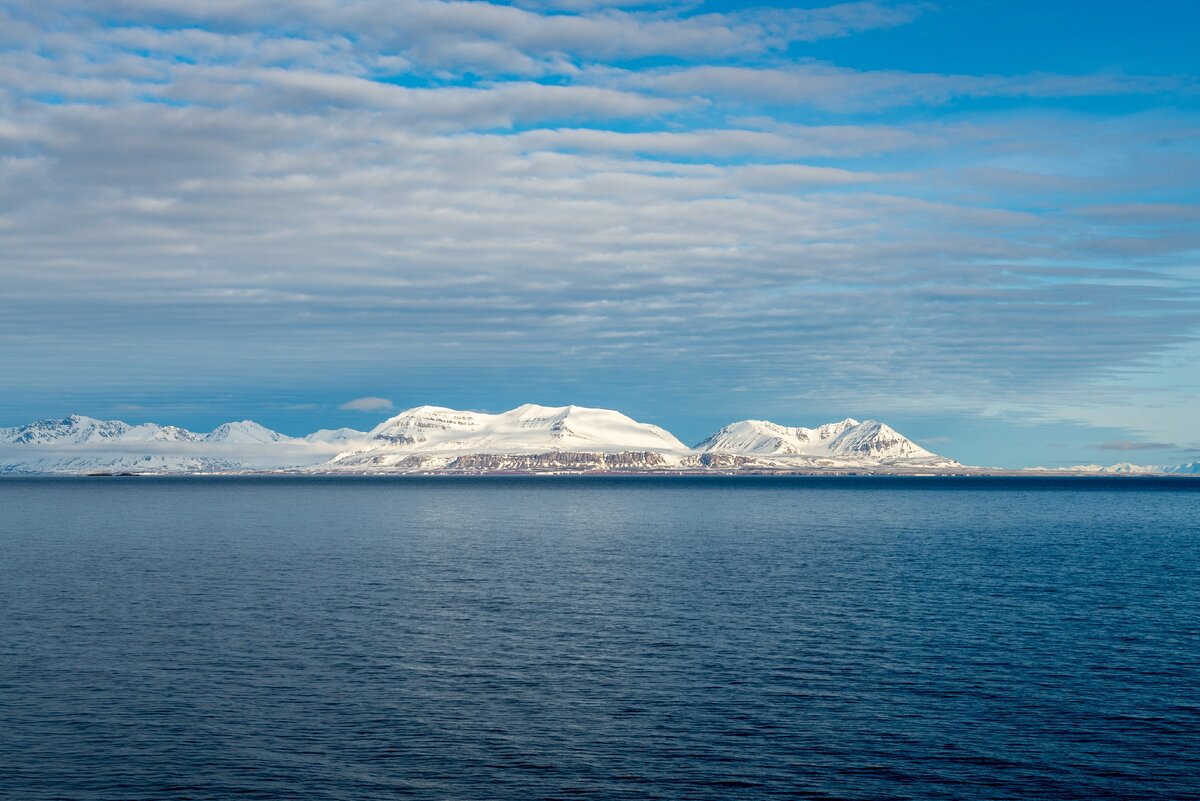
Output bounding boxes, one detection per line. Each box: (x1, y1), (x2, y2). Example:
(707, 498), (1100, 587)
(1, 476), (1198, 800)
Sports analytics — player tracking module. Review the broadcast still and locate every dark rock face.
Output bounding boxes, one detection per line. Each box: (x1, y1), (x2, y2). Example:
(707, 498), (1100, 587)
(697, 452), (759, 468)
(444, 451), (673, 472)
(349, 454), (431, 469)
(374, 434), (420, 446)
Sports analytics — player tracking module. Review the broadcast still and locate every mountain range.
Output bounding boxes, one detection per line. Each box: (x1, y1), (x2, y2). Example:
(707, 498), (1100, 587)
(0, 405), (1193, 476)
(1060, 461), (1200, 476)
(0, 404), (961, 475)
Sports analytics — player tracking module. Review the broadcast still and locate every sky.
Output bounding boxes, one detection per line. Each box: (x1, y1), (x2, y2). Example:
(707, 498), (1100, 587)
(1, 0), (1198, 468)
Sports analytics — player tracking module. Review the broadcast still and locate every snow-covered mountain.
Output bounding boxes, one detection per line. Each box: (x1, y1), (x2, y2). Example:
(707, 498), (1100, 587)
(367, 404), (685, 452)
(0, 405), (1008, 475)
(304, 427), (369, 445)
(205, 421), (294, 444)
(326, 404), (689, 471)
(0, 414), (326, 474)
(694, 418), (950, 465)
(0, 414), (241, 473)
(1065, 460), (1200, 475)
(0, 415), (294, 448)
(1032, 456), (1200, 476)
(0, 415), (200, 446)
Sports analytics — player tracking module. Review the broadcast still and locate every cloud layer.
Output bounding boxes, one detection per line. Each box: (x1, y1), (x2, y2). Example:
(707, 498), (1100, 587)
(340, 397), (395, 412)
(1095, 440), (1178, 452)
(1, 0), (1198, 463)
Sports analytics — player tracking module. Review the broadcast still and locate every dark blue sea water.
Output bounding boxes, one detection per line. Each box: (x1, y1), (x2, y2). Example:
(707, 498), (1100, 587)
(1, 476), (1198, 800)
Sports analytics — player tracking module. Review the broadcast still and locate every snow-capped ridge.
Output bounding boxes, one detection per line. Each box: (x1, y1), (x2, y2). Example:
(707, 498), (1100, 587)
(1, 414), (308, 473)
(204, 420), (294, 444)
(3, 414), (134, 445)
(370, 405), (484, 444)
(353, 403), (687, 458)
(304, 428), (369, 444)
(1063, 460), (1200, 475)
(696, 416), (944, 464)
(829, 420), (935, 460)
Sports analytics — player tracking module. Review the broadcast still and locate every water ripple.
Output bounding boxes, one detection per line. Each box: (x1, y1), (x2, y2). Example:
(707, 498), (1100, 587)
(1, 476), (1198, 800)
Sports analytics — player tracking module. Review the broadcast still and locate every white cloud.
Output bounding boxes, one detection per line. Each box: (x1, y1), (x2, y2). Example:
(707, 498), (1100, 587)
(1095, 439), (1177, 451)
(622, 63), (1192, 112)
(7, 0), (927, 74)
(339, 397), (395, 412)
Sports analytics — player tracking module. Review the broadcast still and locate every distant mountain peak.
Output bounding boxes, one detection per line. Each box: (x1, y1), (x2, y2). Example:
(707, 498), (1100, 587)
(3, 414), (133, 445)
(304, 428), (369, 444)
(696, 416), (942, 463)
(828, 420), (934, 459)
(1076, 460), (1200, 475)
(205, 421), (293, 444)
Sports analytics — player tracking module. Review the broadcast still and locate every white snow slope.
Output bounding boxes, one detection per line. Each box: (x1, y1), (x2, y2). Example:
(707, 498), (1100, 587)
(370, 404), (686, 452)
(304, 428), (370, 445)
(326, 404), (689, 470)
(0, 415), (344, 473)
(695, 418), (951, 465)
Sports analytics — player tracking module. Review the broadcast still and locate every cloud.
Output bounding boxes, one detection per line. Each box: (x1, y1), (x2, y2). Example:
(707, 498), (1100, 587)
(1094, 440), (1178, 451)
(1078, 203), (1200, 223)
(625, 64), (1192, 112)
(515, 123), (932, 159)
(0, 0), (1198, 466)
(339, 397), (394, 412)
(3, 99), (1197, 418)
(2, 0), (927, 81)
